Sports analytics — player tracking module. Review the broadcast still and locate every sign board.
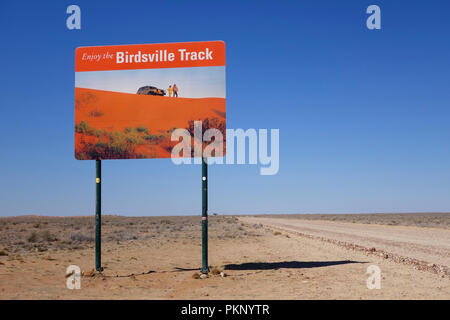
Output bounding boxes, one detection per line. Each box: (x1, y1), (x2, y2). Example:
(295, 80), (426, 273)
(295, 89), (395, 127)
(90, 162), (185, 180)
(75, 41), (226, 160)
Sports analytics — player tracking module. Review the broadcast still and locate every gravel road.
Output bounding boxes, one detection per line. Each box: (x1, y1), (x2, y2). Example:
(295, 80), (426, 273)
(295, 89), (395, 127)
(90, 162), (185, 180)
(240, 217), (450, 268)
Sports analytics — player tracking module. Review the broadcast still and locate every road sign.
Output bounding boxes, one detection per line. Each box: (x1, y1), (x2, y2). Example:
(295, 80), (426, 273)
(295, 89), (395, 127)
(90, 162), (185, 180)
(75, 41), (226, 160)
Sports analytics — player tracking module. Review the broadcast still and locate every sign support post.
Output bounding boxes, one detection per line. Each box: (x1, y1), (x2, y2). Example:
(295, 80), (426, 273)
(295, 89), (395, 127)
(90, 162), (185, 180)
(201, 157), (209, 274)
(95, 159), (102, 272)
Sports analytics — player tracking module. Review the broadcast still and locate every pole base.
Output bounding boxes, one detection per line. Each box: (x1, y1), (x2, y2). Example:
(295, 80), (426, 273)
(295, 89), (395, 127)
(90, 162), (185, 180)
(201, 267), (210, 274)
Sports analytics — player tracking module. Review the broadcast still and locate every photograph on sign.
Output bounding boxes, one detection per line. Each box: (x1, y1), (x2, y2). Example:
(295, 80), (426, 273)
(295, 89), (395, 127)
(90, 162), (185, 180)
(75, 41), (226, 160)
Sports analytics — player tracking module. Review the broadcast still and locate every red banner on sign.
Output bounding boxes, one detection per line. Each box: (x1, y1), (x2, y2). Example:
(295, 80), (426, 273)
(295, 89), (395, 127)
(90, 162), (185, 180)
(75, 41), (225, 72)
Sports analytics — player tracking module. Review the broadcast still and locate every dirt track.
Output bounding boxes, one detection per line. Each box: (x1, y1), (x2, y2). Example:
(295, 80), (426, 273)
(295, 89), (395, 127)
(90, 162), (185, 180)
(240, 217), (450, 276)
(1, 215), (449, 299)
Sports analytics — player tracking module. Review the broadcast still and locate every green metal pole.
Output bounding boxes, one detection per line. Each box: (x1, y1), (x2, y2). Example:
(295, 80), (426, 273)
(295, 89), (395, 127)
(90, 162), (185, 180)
(95, 159), (102, 272)
(201, 157), (209, 274)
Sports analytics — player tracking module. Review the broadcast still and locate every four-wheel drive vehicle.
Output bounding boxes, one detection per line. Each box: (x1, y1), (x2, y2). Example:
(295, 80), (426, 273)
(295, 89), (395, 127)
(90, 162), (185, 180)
(137, 86), (166, 96)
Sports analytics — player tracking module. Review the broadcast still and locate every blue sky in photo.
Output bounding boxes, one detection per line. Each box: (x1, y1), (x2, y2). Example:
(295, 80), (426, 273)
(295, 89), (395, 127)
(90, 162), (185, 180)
(75, 66), (226, 98)
(0, 0), (449, 216)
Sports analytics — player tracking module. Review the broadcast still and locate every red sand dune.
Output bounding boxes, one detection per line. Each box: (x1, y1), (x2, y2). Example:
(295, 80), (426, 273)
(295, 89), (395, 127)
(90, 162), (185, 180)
(75, 87), (226, 159)
(75, 87), (225, 132)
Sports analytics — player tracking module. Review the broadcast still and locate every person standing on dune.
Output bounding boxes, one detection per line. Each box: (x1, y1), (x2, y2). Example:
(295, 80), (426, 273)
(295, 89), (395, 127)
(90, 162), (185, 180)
(167, 85), (173, 97)
(173, 84), (178, 97)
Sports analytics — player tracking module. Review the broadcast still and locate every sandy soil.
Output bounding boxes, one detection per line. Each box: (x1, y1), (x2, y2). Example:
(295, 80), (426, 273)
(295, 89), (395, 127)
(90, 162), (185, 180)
(0, 215), (448, 299)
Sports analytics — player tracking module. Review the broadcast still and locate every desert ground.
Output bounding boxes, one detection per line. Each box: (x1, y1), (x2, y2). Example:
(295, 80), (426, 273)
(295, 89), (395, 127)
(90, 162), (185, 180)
(0, 213), (449, 299)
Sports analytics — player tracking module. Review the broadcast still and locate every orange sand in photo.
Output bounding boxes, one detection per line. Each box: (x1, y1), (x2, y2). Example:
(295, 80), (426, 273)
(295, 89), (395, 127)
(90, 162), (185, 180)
(74, 88), (226, 159)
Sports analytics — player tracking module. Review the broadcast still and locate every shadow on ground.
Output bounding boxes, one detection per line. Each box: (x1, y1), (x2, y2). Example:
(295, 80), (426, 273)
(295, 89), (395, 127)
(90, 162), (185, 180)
(172, 267), (200, 272)
(224, 260), (366, 271)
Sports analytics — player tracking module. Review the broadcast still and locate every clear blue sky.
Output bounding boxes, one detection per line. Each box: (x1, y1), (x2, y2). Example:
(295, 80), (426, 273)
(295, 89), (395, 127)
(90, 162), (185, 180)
(0, 1), (449, 216)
